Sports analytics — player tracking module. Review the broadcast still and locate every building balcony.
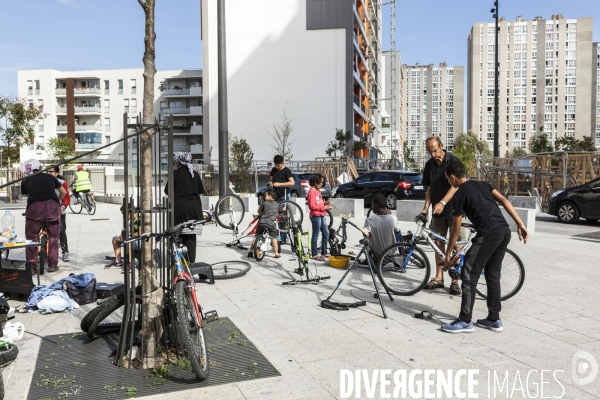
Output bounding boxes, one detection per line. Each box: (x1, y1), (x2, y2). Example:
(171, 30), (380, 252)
(353, 38), (369, 71)
(75, 106), (102, 114)
(191, 124), (203, 135)
(161, 145), (191, 153)
(190, 144), (203, 154)
(161, 107), (189, 115)
(56, 125), (102, 132)
(162, 87), (202, 97)
(75, 143), (102, 151)
(353, 70), (366, 91)
(353, 2), (367, 39)
(55, 88), (101, 97)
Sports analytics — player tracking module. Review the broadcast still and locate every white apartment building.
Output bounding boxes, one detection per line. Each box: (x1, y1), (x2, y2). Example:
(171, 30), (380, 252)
(375, 51), (405, 160)
(18, 68), (204, 166)
(201, 0), (383, 162)
(594, 42), (600, 149)
(467, 15), (594, 153)
(403, 63), (465, 167)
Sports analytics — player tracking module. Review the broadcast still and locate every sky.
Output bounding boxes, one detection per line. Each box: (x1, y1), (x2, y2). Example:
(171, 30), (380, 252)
(0, 0), (599, 98)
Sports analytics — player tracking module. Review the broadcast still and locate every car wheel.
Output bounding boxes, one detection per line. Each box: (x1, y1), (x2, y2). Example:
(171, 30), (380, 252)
(257, 194), (265, 206)
(334, 192), (345, 198)
(556, 201), (580, 224)
(385, 193), (397, 209)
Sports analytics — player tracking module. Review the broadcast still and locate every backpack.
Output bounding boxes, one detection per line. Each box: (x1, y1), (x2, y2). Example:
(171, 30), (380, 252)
(64, 278), (97, 305)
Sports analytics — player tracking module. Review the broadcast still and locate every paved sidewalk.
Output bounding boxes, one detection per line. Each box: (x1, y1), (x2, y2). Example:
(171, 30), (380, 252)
(1, 201), (599, 399)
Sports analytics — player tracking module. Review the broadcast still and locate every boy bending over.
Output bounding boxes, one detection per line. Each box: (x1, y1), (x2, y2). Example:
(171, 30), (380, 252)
(248, 189), (281, 259)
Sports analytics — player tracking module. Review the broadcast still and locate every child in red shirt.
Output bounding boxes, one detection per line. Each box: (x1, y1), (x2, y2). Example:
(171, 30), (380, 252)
(307, 173), (332, 260)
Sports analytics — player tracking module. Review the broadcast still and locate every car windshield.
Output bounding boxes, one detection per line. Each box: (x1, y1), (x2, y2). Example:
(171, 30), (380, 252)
(402, 174), (422, 184)
(298, 173), (312, 180)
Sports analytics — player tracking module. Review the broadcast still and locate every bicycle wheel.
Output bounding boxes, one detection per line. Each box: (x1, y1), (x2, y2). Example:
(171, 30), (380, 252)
(87, 196), (96, 215)
(377, 243), (431, 296)
(86, 292), (126, 340)
(325, 210), (334, 229)
(211, 261), (251, 279)
(0, 342), (18, 368)
(80, 291), (124, 333)
(253, 236), (266, 261)
(175, 280), (209, 380)
(279, 201), (303, 226)
(69, 195), (82, 214)
(214, 194), (245, 230)
(38, 235), (47, 274)
(476, 249), (525, 301)
(367, 207), (373, 218)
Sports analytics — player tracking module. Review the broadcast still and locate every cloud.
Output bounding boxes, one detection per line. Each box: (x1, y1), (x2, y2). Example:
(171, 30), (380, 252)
(57, 0), (78, 7)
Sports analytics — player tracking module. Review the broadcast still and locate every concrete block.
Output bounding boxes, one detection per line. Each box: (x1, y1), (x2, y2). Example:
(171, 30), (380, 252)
(509, 195), (541, 212)
(499, 206), (536, 233)
(94, 195), (124, 205)
(241, 196), (259, 214)
(200, 196), (219, 210)
(292, 197), (308, 213)
(396, 200), (429, 222)
(327, 198), (364, 218)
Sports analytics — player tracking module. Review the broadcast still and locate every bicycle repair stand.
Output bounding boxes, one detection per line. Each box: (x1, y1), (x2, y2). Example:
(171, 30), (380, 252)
(320, 218), (394, 319)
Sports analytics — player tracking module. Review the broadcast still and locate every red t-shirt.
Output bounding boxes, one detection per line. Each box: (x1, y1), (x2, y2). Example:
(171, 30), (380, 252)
(307, 187), (326, 218)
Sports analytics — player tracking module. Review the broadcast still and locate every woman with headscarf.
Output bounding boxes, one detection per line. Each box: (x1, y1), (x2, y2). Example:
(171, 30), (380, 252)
(164, 152), (205, 263)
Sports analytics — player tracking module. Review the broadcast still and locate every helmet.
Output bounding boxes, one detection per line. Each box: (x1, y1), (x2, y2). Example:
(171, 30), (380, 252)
(77, 164), (83, 170)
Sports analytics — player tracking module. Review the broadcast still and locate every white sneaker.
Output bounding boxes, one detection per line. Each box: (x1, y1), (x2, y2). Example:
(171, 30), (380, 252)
(63, 252), (71, 261)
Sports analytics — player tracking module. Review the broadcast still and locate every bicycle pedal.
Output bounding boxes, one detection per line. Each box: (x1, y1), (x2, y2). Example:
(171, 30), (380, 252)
(203, 310), (219, 323)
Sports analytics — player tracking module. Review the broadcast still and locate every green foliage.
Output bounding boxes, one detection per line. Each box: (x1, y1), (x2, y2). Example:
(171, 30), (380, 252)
(508, 147), (528, 157)
(229, 134), (254, 173)
(269, 107), (295, 161)
(528, 134), (553, 153)
(555, 135), (597, 152)
(403, 141), (415, 165)
(0, 96), (45, 150)
(44, 137), (77, 165)
(451, 130), (492, 164)
(326, 129), (352, 157)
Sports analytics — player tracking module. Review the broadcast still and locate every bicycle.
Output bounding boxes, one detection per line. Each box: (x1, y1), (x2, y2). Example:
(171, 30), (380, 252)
(376, 214), (525, 300)
(213, 185), (246, 230)
(252, 222), (282, 261)
(69, 190), (96, 215)
(21, 213), (50, 282)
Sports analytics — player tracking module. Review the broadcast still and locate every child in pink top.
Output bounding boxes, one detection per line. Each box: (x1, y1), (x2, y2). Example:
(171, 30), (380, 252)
(307, 173), (332, 260)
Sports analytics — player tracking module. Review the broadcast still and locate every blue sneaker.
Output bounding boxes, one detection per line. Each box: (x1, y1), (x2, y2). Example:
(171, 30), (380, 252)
(476, 318), (503, 332)
(441, 318), (474, 334)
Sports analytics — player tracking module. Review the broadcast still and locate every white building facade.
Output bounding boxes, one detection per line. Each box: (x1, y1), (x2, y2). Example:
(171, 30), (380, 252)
(18, 68), (204, 165)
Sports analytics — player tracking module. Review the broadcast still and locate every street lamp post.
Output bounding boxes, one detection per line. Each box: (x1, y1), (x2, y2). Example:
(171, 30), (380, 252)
(491, 1), (500, 158)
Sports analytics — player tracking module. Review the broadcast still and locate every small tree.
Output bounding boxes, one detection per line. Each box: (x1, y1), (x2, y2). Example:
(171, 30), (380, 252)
(0, 96), (45, 152)
(325, 129), (352, 157)
(452, 130), (492, 164)
(555, 136), (597, 152)
(403, 141), (415, 166)
(229, 134), (254, 193)
(528, 134), (553, 153)
(269, 107), (295, 161)
(508, 147), (528, 157)
(44, 137), (77, 165)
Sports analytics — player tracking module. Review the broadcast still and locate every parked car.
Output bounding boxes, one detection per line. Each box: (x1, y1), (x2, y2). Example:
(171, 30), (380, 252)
(255, 173), (331, 204)
(547, 177), (600, 223)
(331, 170), (425, 209)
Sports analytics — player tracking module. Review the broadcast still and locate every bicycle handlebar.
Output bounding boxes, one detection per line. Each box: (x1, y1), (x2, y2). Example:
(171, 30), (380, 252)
(122, 219), (208, 244)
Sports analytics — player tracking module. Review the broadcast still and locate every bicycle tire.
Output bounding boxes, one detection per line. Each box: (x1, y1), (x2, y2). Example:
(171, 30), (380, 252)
(367, 208), (372, 218)
(0, 372), (4, 400)
(214, 194), (245, 230)
(87, 196), (96, 215)
(69, 195), (82, 214)
(38, 235), (47, 275)
(377, 243), (431, 296)
(0, 343), (18, 368)
(476, 249), (525, 301)
(80, 292), (124, 332)
(86, 292), (126, 340)
(279, 200), (303, 226)
(325, 210), (334, 229)
(211, 261), (251, 279)
(174, 280), (209, 381)
(253, 236), (266, 261)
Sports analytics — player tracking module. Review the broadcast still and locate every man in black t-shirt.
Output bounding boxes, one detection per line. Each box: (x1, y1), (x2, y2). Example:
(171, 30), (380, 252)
(440, 160), (528, 334)
(420, 136), (465, 295)
(22, 166), (67, 274)
(269, 155), (294, 201)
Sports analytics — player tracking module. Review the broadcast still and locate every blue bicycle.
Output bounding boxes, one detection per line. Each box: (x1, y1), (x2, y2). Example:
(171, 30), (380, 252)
(376, 214), (525, 300)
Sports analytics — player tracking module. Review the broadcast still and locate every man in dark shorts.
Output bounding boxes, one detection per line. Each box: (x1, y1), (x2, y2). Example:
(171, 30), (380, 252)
(269, 155), (294, 201)
(441, 160), (528, 333)
(421, 136), (466, 295)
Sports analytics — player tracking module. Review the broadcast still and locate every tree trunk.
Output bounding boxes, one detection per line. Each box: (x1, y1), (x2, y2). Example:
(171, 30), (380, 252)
(138, 0), (159, 369)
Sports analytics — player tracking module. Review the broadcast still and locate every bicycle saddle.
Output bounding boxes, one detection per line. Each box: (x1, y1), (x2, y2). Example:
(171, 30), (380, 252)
(461, 222), (476, 230)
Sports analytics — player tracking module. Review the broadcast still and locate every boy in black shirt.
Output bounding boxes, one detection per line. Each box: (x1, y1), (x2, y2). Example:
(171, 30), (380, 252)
(269, 155), (294, 201)
(441, 160), (528, 333)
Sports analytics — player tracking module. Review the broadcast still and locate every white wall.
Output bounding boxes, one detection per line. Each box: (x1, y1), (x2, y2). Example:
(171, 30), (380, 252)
(202, 0), (347, 162)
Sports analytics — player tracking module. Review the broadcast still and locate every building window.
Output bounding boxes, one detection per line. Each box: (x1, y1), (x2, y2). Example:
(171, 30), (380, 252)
(104, 99), (110, 113)
(131, 79), (137, 94)
(104, 117), (110, 132)
(105, 136), (111, 144)
(118, 79), (123, 94)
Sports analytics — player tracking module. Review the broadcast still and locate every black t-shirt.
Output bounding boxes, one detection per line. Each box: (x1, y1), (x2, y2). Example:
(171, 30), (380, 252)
(22, 173), (61, 207)
(422, 151), (461, 219)
(270, 166), (293, 198)
(453, 180), (508, 236)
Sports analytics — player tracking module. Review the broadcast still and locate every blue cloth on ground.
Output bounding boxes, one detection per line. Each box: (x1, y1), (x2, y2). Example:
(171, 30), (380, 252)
(26, 273), (95, 308)
(36, 290), (73, 314)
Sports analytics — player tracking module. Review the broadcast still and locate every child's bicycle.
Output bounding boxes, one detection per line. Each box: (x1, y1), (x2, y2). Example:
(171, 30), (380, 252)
(282, 221), (330, 285)
(226, 214), (259, 250)
(376, 214), (525, 300)
(252, 223), (281, 261)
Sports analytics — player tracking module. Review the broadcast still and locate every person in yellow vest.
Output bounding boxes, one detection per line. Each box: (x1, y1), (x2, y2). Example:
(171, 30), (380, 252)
(70, 164), (92, 204)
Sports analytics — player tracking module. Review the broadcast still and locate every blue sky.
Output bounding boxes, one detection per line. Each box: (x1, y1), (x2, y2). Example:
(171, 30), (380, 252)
(0, 0), (599, 97)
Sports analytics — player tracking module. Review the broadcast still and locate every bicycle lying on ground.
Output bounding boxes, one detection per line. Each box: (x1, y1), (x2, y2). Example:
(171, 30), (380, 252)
(376, 214), (525, 299)
(69, 191), (96, 215)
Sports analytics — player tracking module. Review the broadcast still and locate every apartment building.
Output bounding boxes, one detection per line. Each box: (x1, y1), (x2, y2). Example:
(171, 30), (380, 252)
(467, 15), (594, 153)
(403, 63), (464, 166)
(375, 51), (404, 160)
(201, 0), (383, 162)
(594, 42), (600, 149)
(18, 68), (204, 166)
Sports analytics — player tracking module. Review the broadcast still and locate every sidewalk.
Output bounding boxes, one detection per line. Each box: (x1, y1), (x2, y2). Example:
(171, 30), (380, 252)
(1, 201), (599, 399)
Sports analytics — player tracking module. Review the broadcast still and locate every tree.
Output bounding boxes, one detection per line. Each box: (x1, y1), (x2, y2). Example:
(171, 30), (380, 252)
(0, 96), (45, 153)
(403, 141), (415, 165)
(508, 147), (528, 157)
(138, 0), (160, 369)
(325, 129), (352, 157)
(451, 130), (492, 164)
(229, 134), (254, 192)
(269, 107), (295, 161)
(555, 135), (597, 152)
(528, 134), (553, 153)
(44, 137), (77, 165)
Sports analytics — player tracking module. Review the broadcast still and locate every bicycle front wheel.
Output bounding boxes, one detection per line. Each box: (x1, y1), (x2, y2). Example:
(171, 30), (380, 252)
(87, 196), (96, 215)
(279, 200), (304, 227)
(215, 194), (245, 230)
(325, 210), (334, 229)
(175, 280), (209, 380)
(38, 235), (47, 274)
(253, 236), (266, 261)
(211, 261), (251, 279)
(476, 249), (525, 301)
(377, 243), (431, 296)
(69, 195), (82, 214)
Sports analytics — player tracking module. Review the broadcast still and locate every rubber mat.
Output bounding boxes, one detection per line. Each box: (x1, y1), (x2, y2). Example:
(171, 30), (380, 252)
(573, 230), (600, 241)
(27, 317), (280, 400)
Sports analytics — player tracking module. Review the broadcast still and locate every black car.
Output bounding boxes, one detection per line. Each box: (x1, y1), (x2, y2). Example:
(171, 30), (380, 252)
(256, 173), (331, 204)
(548, 177), (600, 223)
(331, 170), (425, 209)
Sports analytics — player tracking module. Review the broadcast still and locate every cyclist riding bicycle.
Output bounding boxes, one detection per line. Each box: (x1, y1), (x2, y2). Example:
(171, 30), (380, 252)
(71, 164), (92, 204)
